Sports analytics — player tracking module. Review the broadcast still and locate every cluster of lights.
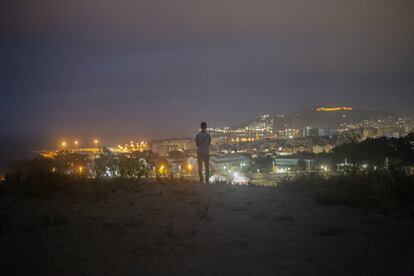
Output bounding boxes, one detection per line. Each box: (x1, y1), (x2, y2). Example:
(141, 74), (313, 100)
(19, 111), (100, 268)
(276, 167), (291, 173)
(158, 164), (167, 175)
(231, 171), (249, 185)
(320, 165), (329, 172)
(176, 163), (194, 176)
(49, 165), (85, 175)
(221, 149), (247, 154)
(338, 116), (411, 140)
(60, 139), (99, 148)
(113, 141), (148, 153)
(244, 126), (271, 132)
(209, 115), (273, 136)
(276, 128), (301, 139)
(230, 137), (256, 143)
(316, 106), (353, 112)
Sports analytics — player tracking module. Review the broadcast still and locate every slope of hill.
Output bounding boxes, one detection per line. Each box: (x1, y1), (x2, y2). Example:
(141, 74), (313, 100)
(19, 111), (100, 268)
(232, 108), (400, 130)
(1, 181), (413, 274)
(273, 108), (397, 129)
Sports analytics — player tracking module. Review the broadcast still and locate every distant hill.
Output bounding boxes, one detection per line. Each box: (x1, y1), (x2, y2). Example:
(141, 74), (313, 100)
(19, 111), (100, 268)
(273, 108), (397, 129)
(232, 108), (401, 130)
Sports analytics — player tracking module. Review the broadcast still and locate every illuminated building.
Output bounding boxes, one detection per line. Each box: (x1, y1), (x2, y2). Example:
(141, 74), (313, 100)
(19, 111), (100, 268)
(208, 114), (274, 142)
(210, 154), (252, 174)
(312, 144), (333, 154)
(316, 106), (353, 112)
(303, 127), (319, 137)
(362, 128), (378, 140)
(151, 138), (194, 156)
(272, 157), (313, 173)
(275, 128), (302, 139)
(110, 141), (149, 153)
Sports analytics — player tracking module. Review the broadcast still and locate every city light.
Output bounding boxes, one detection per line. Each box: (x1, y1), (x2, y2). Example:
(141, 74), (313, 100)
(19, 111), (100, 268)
(316, 106), (353, 112)
(209, 175), (226, 183)
(231, 171), (250, 185)
(78, 166), (84, 173)
(35, 109), (413, 185)
(113, 141), (148, 153)
(276, 167), (286, 173)
(158, 165), (167, 175)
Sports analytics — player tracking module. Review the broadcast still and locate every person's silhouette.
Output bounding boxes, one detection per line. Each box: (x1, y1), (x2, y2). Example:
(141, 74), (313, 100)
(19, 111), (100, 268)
(195, 122), (211, 183)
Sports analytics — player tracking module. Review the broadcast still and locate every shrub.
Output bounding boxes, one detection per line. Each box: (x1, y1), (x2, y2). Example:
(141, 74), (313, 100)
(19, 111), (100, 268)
(280, 170), (414, 215)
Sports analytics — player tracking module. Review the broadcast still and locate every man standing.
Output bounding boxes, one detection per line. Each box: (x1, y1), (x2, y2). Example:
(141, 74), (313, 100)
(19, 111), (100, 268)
(195, 122), (211, 183)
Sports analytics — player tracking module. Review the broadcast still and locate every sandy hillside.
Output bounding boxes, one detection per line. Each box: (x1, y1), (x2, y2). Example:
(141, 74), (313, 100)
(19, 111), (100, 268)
(1, 182), (413, 275)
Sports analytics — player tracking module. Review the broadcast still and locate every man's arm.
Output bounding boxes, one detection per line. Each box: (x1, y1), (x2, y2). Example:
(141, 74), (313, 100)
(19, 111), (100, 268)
(195, 134), (200, 147)
(207, 134), (211, 146)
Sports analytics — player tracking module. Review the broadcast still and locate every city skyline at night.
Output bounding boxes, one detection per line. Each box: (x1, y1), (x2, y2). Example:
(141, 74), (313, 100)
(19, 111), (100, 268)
(1, 2), (414, 274)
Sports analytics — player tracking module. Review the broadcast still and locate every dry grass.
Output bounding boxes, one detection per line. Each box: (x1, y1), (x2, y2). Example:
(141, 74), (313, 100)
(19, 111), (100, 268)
(1, 180), (413, 275)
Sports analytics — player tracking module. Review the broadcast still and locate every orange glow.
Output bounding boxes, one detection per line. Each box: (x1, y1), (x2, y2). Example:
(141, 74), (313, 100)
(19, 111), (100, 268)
(231, 137), (255, 143)
(316, 106), (353, 112)
(158, 165), (167, 175)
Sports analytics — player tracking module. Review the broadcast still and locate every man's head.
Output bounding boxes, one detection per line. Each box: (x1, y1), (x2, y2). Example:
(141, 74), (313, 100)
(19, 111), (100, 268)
(200, 122), (207, 130)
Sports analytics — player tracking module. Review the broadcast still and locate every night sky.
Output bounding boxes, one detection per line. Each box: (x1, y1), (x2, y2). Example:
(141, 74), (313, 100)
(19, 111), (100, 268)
(1, 0), (414, 143)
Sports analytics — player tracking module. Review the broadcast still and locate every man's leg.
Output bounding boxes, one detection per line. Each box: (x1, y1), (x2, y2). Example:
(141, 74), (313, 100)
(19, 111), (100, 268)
(197, 156), (203, 182)
(204, 155), (210, 183)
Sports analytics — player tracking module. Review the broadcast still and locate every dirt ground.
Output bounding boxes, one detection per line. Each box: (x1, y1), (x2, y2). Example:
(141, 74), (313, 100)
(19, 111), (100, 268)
(1, 182), (413, 275)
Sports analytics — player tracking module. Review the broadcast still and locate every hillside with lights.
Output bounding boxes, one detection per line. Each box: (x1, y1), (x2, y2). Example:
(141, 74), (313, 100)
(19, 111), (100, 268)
(272, 107), (401, 129)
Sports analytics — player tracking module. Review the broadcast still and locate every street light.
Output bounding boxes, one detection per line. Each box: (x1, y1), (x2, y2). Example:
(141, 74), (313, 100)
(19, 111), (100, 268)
(93, 139), (99, 146)
(61, 141), (67, 148)
(159, 165), (165, 175)
(74, 140), (79, 147)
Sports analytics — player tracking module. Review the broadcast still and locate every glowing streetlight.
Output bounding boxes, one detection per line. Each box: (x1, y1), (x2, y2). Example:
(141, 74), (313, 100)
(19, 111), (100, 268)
(93, 139), (99, 146)
(61, 141), (67, 148)
(78, 166), (84, 173)
(320, 165), (328, 172)
(74, 140), (79, 146)
(158, 165), (166, 175)
(187, 164), (192, 171)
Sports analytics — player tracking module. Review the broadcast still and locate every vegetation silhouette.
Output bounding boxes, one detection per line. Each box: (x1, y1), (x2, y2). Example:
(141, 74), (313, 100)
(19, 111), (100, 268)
(1, 134), (413, 216)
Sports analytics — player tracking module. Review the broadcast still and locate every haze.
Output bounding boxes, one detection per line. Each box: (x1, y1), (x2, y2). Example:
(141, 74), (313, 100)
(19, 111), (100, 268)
(1, 0), (414, 142)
